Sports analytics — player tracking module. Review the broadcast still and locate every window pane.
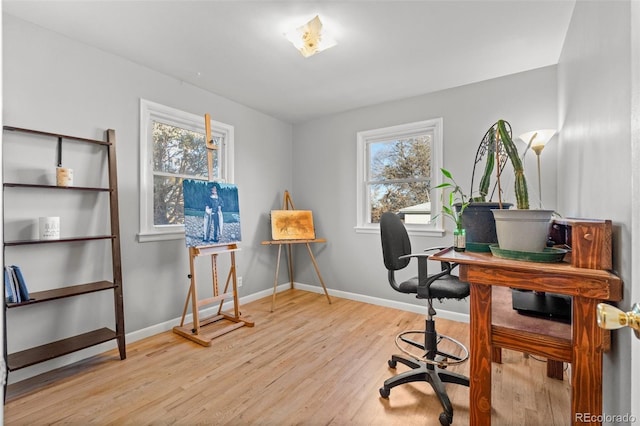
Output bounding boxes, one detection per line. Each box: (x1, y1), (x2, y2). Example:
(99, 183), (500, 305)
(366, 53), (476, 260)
(369, 181), (431, 224)
(369, 135), (431, 181)
(153, 175), (185, 225)
(152, 122), (209, 177)
(210, 136), (221, 179)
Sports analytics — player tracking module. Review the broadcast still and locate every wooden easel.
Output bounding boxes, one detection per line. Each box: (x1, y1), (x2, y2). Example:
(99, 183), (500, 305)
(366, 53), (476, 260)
(204, 113), (216, 181)
(173, 114), (254, 346)
(261, 190), (332, 311)
(173, 243), (254, 346)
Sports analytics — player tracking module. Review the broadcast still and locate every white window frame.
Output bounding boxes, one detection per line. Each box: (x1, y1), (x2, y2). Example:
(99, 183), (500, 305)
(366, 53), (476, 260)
(355, 118), (444, 236)
(138, 99), (234, 242)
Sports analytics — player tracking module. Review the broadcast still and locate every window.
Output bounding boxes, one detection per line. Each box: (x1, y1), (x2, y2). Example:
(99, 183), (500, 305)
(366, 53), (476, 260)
(139, 99), (234, 242)
(356, 118), (444, 236)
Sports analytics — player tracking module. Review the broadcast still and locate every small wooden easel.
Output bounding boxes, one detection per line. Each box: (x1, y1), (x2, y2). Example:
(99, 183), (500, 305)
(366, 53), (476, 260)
(261, 190), (332, 311)
(173, 243), (254, 346)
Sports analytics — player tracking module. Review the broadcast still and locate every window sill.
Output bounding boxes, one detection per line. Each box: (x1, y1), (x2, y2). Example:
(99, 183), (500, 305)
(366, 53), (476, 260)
(137, 230), (185, 243)
(354, 225), (445, 237)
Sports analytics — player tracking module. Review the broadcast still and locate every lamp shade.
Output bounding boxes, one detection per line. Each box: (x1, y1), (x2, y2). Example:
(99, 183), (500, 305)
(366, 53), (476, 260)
(519, 129), (556, 153)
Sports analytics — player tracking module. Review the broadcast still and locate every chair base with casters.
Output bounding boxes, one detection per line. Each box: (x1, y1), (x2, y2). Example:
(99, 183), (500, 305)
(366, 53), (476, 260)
(378, 211), (470, 426)
(379, 318), (470, 426)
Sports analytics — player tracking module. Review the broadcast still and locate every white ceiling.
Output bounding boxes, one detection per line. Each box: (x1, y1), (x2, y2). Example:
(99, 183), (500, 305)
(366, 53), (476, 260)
(3, 0), (575, 124)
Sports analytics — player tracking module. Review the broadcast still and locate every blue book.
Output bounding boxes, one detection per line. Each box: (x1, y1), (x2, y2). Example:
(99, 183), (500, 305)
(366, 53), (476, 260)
(4, 266), (17, 304)
(9, 267), (21, 303)
(11, 265), (30, 302)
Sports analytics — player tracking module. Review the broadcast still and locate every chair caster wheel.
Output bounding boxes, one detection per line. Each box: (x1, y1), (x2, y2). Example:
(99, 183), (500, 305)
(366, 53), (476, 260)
(387, 359), (397, 368)
(439, 412), (452, 425)
(379, 387), (390, 398)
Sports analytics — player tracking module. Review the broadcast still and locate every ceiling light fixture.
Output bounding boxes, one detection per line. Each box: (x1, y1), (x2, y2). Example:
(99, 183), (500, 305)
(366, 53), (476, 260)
(284, 15), (337, 58)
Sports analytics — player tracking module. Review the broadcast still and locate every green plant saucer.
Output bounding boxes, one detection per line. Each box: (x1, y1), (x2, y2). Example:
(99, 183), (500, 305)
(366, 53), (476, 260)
(489, 244), (568, 263)
(466, 242), (493, 253)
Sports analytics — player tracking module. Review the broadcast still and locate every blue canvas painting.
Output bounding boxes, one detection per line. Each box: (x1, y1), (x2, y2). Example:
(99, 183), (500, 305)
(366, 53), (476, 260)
(183, 180), (241, 247)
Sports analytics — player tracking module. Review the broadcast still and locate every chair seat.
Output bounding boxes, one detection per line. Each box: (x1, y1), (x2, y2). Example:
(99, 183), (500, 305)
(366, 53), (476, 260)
(398, 275), (470, 300)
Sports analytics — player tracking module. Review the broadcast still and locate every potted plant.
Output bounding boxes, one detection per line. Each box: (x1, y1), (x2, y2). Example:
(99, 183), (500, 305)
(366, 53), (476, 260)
(452, 122), (515, 252)
(487, 119), (554, 252)
(434, 168), (469, 251)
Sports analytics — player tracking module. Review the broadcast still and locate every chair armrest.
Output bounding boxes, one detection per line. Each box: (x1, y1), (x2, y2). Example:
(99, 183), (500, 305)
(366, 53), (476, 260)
(423, 246), (448, 253)
(399, 252), (458, 300)
(398, 253), (431, 260)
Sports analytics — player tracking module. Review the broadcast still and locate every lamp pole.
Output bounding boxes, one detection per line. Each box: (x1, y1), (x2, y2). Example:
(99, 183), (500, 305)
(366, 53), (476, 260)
(532, 144), (544, 209)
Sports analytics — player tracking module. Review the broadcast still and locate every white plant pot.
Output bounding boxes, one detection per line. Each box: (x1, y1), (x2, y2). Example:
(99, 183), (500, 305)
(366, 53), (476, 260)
(491, 209), (554, 253)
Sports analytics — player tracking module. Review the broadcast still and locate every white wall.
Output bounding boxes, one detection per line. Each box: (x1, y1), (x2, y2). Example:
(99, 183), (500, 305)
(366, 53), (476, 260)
(2, 14), (293, 383)
(291, 66), (558, 312)
(632, 0), (640, 419)
(0, 0), (4, 414)
(558, 0), (634, 422)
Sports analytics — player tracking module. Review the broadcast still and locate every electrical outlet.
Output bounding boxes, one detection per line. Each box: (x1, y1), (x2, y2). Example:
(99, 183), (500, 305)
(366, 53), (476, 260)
(237, 276), (243, 287)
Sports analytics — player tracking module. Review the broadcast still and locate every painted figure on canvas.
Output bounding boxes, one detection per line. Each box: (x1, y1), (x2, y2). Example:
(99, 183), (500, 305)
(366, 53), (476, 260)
(183, 180), (241, 247)
(204, 185), (224, 242)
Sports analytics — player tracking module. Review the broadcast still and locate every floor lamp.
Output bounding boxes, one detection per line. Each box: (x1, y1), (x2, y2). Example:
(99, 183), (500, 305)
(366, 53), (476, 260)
(519, 129), (556, 208)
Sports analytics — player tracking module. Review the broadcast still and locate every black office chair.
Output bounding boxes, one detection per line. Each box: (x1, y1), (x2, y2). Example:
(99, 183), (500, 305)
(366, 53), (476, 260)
(379, 211), (470, 426)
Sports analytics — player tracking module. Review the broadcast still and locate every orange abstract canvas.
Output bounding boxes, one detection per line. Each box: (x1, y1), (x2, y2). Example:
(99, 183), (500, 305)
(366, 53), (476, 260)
(271, 210), (315, 240)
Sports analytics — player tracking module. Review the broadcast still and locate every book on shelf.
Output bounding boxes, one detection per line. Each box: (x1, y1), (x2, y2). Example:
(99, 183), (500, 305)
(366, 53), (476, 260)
(4, 265), (30, 304)
(5, 266), (17, 303)
(11, 265), (30, 301)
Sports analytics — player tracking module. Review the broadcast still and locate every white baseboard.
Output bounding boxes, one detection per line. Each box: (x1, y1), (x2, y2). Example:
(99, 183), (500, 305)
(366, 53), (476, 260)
(7, 283), (469, 384)
(292, 282), (470, 324)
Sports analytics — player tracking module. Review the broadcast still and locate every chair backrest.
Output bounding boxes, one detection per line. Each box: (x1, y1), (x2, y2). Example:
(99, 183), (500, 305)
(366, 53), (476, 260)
(380, 212), (412, 272)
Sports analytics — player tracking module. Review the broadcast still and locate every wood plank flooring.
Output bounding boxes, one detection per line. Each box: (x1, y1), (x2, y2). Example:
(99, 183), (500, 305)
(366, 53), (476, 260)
(5, 290), (570, 425)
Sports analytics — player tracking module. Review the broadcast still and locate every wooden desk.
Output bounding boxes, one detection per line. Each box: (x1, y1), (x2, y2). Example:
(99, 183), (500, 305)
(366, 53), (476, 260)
(261, 238), (332, 311)
(432, 248), (622, 426)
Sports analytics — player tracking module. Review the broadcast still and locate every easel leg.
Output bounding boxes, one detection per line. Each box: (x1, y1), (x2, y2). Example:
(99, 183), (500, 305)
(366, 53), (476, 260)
(305, 243), (332, 304)
(286, 243), (294, 289)
(211, 254), (219, 298)
(230, 251), (240, 318)
(271, 244), (282, 312)
(179, 284), (192, 327)
(189, 248), (200, 334)
(217, 252), (238, 317)
(217, 251), (254, 326)
(174, 243), (253, 346)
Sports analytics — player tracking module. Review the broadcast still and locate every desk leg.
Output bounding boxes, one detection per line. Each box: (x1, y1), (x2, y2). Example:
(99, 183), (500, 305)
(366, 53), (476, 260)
(572, 296), (603, 425)
(271, 244), (283, 312)
(470, 283), (492, 426)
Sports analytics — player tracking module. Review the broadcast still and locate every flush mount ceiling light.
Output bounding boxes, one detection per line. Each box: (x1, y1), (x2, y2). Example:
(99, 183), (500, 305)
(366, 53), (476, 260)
(284, 15), (337, 58)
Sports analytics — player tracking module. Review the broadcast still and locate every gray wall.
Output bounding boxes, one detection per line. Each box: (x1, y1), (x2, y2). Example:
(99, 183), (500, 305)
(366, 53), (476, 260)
(2, 14), (293, 382)
(291, 66), (558, 313)
(4, 3), (636, 415)
(557, 0), (635, 421)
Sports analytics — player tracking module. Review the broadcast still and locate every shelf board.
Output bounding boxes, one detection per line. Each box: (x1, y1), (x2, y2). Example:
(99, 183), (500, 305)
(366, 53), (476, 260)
(4, 235), (115, 246)
(6, 281), (116, 308)
(3, 183), (110, 192)
(7, 327), (118, 371)
(3, 126), (110, 146)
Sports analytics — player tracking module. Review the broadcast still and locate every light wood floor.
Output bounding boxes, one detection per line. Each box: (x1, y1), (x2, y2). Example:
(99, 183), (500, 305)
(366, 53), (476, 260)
(5, 290), (570, 425)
